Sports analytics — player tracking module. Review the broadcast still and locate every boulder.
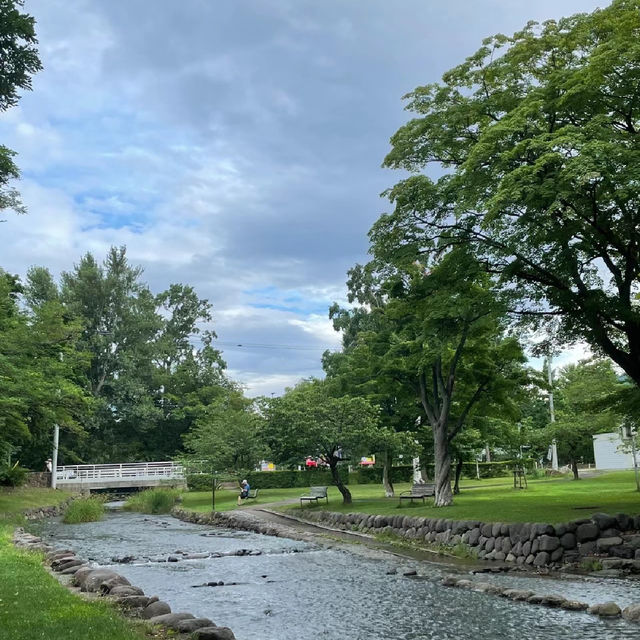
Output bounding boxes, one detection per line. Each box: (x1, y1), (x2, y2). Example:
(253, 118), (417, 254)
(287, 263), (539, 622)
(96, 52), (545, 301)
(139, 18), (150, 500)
(576, 523), (599, 543)
(117, 596), (151, 608)
(615, 513), (632, 531)
(193, 627), (236, 640)
(100, 576), (132, 594)
(491, 523), (502, 538)
(481, 523), (493, 537)
(596, 536), (623, 551)
(538, 535), (560, 552)
(578, 540), (597, 556)
(485, 538), (495, 552)
(147, 613), (195, 629)
(560, 533), (577, 549)
(622, 603), (640, 623)
(81, 569), (125, 592)
(467, 528), (481, 546)
(591, 513), (617, 531)
(624, 535), (640, 549)
(522, 541), (531, 557)
(610, 545), (635, 559)
(588, 601), (621, 617)
(540, 594), (568, 608)
(176, 618), (216, 633)
(502, 589), (534, 601)
(533, 552), (550, 566)
(142, 601), (172, 619)
(550, 547), (564, 562)
(109, 585), (145, 597)
(561, 600), (588, 611)
(61, 564), (88, 575)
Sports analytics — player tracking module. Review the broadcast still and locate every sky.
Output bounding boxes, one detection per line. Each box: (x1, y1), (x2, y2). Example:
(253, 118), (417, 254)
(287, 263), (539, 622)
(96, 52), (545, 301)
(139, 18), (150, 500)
(0, 0), (600, 395)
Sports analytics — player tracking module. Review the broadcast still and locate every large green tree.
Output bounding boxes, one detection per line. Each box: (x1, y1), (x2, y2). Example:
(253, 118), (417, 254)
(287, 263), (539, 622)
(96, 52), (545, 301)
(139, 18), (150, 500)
(264, 379), (384, 504)
(380, 0), (640, 385)
(0, 0), (42, 215)
(0, 270), (90, 469)
(183, 388), (267, 476)
(344, 250), (527, 506)
(543, 358), (624, 479)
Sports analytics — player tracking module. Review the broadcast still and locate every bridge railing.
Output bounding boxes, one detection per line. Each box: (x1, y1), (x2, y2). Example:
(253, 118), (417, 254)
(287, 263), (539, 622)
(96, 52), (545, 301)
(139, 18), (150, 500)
(55, 461), (185, 484)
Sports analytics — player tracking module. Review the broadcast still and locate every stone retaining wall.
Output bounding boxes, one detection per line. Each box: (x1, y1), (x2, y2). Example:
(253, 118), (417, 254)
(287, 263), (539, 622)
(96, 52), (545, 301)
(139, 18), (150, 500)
(294, 509), (640, 568)
(22, 500), (72, 520)
(25, 472), (52, 488)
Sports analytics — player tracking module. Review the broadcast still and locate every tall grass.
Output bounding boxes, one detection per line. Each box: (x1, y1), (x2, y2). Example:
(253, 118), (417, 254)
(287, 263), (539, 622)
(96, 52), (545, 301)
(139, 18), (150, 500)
(63, 497), (105, 524)
(124, 488), (181, 514)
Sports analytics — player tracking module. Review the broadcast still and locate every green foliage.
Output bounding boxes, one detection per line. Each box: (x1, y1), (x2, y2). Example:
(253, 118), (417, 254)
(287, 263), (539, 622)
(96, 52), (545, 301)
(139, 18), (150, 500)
(338, 250), (528, 506)
(0, 0), (42, 216)
(187, 469), (348, 491)
(183, 389), (266, 474)
(379, 0), (640, 386)
(63, 497), (104, 524)
(0, 270), (91, 469)
(537, 358), (624, 476)
(0, 461), (27, 487)
(264, 379), (385, 503)
(124, 488), (181, 514)
(352, 461), (533, 484)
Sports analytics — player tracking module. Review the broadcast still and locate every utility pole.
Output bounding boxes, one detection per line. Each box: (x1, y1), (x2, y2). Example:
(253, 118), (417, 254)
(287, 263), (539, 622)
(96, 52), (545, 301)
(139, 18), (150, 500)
(51, 424), (59, 489)
(547, 356), (558, 471)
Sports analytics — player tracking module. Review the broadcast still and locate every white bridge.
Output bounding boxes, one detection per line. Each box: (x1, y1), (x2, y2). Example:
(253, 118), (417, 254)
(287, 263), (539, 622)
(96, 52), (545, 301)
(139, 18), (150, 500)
(54, 461), (186, 491)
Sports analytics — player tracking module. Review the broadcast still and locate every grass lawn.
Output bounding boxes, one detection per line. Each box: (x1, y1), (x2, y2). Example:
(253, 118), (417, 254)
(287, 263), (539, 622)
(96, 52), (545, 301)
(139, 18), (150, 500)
(0, 487), (71, 518)
(184, 472), (640, 524)
(182, 486), (307, 512)
(286, 472), (640, 524)
(0, 488), (164, 640)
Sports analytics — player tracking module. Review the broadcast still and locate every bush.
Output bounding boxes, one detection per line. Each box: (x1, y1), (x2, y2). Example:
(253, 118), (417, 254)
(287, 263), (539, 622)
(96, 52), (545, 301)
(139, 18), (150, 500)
(245, 468), (348, 489)
(124, 488), (181, 514)
(0, 462), (28, 487)
(349, 460), (536, 484)
(63, 497), (104, 524)
(188, 468), (349, 491)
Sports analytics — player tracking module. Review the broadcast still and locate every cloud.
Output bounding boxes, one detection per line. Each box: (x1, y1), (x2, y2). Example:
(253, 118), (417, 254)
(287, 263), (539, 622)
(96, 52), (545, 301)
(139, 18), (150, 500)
(0, 0), (605, 396)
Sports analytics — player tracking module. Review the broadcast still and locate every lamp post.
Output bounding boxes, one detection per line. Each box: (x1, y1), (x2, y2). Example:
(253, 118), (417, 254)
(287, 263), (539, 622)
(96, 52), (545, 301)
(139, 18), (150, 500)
(547, 355), (558, 471)
(51, 424), (59, 489)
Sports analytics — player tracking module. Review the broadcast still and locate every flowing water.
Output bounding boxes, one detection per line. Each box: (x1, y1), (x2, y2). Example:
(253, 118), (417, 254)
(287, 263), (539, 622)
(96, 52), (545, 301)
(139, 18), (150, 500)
(39, 512), (640, 640)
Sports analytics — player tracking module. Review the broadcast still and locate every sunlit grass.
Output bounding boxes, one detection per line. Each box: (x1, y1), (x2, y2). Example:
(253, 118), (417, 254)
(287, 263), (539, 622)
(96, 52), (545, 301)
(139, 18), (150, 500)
(183, 472), (640, 524)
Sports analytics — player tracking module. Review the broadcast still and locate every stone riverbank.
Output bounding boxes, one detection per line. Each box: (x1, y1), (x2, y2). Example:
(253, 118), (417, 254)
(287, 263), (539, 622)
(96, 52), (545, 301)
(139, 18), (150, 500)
(291, 508), (640, 572)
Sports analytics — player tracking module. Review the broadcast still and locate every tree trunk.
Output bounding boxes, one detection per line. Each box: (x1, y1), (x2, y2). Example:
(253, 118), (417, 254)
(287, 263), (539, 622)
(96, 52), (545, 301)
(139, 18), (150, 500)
(485, 443), (491, 462)
(420, 463), (430, 482)
(433, 424), (453, 506)
(571, 458), (580, 480)
(453, 458), (463, 495)
(330, 461), (352, 504)
(381, 450), (394, 497)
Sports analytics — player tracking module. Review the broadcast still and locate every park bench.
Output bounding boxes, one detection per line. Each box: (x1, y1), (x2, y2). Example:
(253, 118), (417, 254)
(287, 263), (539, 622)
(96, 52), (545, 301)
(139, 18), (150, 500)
(300, 486), (329, 507)
(398, 483), (436, 505)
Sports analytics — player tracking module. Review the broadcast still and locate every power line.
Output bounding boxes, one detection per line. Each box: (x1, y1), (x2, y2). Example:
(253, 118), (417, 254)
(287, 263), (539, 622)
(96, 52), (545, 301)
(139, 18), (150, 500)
(187, 334), (340, 352)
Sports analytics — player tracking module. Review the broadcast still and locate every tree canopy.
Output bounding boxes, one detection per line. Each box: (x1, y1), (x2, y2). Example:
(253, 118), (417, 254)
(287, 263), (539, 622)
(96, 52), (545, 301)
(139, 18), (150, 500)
(378, 0), (640, 385)
(0, 0), (42, 215)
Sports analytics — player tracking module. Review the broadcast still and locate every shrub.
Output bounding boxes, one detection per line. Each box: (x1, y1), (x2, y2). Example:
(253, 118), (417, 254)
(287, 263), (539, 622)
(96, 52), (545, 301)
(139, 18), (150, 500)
(124, 488), (181, 514)
(0, 462), (28, 487)
(187, 468), (349, 491)
(63, 497), (104, 524)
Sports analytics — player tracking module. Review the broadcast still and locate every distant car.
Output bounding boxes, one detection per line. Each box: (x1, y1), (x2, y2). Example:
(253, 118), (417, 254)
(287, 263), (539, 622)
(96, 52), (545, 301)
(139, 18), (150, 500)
(305, 458), (318, 468)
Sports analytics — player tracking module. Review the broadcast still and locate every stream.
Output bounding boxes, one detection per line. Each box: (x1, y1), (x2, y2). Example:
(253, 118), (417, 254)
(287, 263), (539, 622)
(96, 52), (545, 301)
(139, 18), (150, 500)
(38, 511), (640, 640)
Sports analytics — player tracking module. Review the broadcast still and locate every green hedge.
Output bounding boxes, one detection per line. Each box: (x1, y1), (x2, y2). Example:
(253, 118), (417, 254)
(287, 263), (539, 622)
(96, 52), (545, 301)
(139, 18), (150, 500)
(350, 460), (535, 484)
(187, 468), (349, 491)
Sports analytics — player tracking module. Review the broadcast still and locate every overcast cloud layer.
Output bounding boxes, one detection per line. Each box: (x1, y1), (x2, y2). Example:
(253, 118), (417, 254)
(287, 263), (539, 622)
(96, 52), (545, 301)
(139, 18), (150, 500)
(0, 0), (597, 394)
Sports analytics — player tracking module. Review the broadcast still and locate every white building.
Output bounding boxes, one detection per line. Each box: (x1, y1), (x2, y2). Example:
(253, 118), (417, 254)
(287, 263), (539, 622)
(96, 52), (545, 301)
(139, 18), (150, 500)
(593, 432), (635, 470)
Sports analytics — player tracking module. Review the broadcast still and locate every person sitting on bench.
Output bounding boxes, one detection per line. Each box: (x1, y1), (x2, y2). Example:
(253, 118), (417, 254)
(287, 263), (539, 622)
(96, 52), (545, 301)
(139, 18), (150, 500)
(237, 479), (250, 505)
